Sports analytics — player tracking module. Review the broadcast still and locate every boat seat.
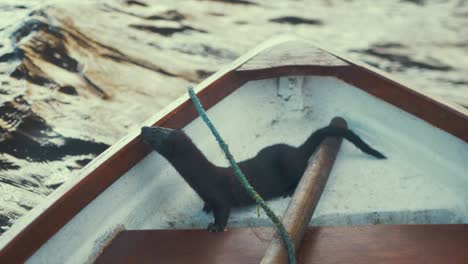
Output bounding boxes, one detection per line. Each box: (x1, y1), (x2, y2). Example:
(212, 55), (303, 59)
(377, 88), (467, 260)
(95, 225), (468, 264)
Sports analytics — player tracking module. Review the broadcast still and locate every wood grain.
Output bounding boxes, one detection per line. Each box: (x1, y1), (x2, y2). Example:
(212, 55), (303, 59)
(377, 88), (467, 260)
(95, 225), (468, 264)
(334, 66), (468, 141)
(260, 117), (346, 264)
(0, 71), (248, 264)
(2, 39), (467, 263)
(236, 40), (468, 142)
(237, 41), (350, 71)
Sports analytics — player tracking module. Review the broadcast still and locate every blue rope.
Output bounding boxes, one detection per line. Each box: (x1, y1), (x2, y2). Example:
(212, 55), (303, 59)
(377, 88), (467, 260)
(188, 86), (296, 264)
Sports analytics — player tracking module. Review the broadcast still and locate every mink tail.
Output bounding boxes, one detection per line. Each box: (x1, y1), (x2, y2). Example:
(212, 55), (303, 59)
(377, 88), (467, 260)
(299, 126), (387, 159)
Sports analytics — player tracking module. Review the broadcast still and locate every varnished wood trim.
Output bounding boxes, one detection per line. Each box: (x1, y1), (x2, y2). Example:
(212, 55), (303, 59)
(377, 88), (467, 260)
(335, 66), (468, 141)
(237, 40), (350, 71)
(0, 71), (247, 264)
(0, 35), (288, 263)
(236, 40), (467, 141)
(261, 117), (346, 264)
(1, 38), (466, 263)
(237, 65), (350, 81)
(0, 36), (292, 263)
(95, 225), (468, 264)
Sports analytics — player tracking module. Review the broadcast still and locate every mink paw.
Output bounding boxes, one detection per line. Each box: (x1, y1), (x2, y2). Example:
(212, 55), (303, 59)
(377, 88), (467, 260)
(202, 203), (213, 214)
(207, 223), (225, 232)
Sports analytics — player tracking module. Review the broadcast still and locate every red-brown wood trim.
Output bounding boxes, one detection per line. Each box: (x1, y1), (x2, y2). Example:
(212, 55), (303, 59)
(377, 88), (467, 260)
(0, 138), (152, 264)
(236, 65), (468, 142)
(237, 40), (350, 71)
(236, 40), (467, 141)
(2, 39), (467, 263)
(334, 66), (468, 141)
(95, 225), (468, 263)
(237, 65), (351, 81)
(0, 71), (247, 264)
(261, 117), (345, 263)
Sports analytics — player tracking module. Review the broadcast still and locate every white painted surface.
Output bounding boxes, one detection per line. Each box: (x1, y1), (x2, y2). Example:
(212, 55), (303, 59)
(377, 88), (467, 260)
(28, 76), (468, 263)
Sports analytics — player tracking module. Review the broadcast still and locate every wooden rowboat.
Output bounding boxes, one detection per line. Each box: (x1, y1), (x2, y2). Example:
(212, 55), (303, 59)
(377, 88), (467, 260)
(0, 38), (467, 263)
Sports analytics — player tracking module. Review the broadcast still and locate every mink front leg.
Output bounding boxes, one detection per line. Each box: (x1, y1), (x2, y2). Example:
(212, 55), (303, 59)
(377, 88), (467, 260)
(202, 202), (213, 213)
(207, 205), (230, 232)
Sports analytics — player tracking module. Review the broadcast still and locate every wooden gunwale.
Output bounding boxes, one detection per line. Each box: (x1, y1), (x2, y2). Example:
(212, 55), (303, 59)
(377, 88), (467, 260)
(94, 225), (468, 263)
(0, 38), (466, 263)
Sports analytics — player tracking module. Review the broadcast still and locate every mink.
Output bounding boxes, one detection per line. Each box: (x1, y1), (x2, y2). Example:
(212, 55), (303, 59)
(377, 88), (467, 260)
(140, 122), (385, 232)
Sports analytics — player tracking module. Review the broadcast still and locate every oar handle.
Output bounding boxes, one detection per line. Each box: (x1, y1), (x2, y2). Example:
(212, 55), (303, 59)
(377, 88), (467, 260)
(260, 117), (346, 264)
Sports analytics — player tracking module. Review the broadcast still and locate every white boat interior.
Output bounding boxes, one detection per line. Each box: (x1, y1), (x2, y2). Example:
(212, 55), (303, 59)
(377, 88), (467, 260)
(28, 75), (468, 263)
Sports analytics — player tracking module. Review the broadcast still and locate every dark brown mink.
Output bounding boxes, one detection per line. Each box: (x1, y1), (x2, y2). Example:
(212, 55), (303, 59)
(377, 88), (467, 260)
(140, 123), (386, 232)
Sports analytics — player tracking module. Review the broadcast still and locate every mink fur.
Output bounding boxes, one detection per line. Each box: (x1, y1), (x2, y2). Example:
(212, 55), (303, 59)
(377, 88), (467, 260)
(140, 123), (385, 232)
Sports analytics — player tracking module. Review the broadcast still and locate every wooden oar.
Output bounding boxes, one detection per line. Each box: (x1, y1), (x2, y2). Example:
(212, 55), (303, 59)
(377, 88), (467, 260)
(260, 116), (346, 264)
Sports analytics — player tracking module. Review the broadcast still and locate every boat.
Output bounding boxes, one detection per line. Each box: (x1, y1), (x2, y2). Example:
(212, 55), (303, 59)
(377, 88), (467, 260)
(0, 38), (467, 263)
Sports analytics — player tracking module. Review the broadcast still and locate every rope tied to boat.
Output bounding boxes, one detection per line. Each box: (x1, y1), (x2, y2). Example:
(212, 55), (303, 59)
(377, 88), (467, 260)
(188, 86), (296, 264)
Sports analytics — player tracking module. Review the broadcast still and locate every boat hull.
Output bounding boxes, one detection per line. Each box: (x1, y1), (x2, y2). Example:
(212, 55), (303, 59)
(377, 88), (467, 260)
(1, 38), (467, 264)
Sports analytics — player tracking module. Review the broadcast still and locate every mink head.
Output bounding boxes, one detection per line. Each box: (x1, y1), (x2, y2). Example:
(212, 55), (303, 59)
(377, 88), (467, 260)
(141, 126), (184, 158)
